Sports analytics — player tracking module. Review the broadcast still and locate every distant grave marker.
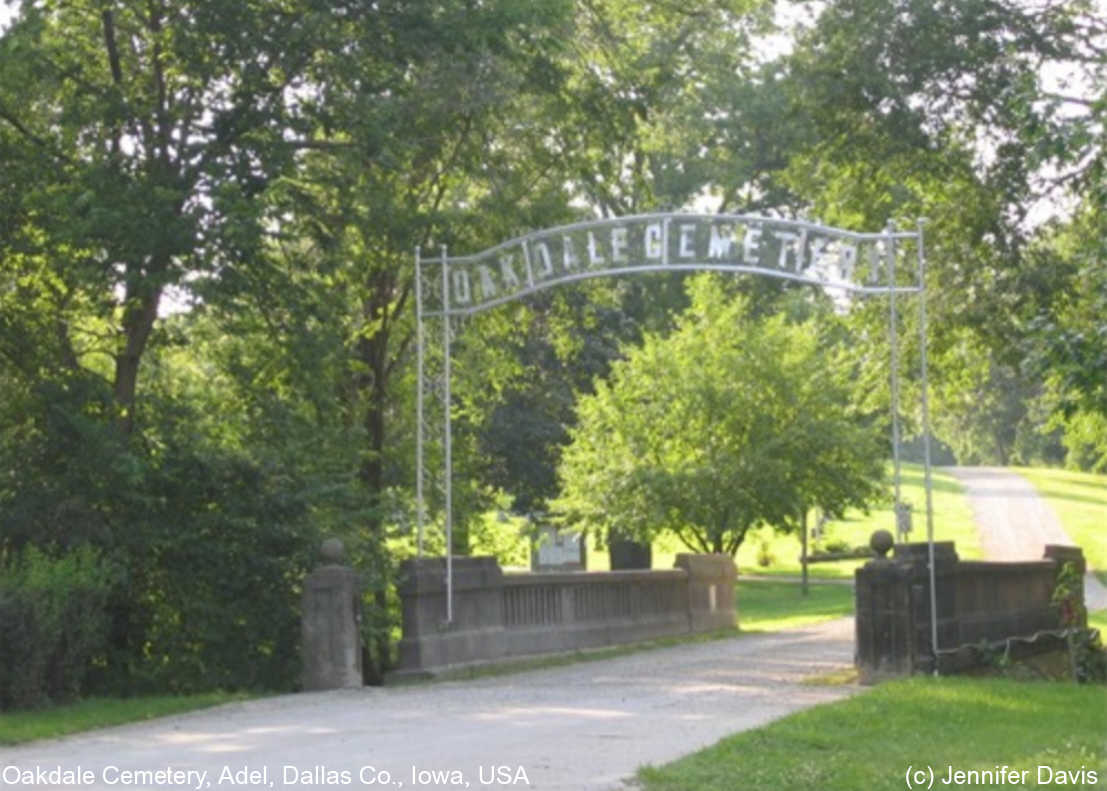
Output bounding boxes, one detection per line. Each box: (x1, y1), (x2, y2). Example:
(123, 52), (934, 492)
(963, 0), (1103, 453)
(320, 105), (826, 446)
(532, 525), (585, 572)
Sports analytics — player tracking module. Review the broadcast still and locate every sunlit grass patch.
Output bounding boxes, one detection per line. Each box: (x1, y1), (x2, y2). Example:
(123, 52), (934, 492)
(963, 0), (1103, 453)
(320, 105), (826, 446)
(737, 580), (854, 631)
(0, 692), (252, 745)
(735, 462), (980, 578)
(637, 677), (1107, 791)
(1015, 467), (1107, 573)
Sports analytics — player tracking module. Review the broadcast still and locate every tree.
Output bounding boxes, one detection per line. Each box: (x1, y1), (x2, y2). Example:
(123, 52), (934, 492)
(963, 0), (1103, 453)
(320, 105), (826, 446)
(767, 0), (1106, 466)
(0, 0), (383, 437)
(555, 276), (885, 555)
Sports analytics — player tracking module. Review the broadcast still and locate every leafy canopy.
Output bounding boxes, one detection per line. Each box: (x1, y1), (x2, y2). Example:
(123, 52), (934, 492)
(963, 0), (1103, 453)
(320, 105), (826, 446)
(555, 276), (885, 555)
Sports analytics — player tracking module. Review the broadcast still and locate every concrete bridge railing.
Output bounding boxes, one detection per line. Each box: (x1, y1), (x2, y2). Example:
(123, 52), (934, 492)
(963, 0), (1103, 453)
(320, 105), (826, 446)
(391, 553), (736, 679)
(855, 538), (1086, 682)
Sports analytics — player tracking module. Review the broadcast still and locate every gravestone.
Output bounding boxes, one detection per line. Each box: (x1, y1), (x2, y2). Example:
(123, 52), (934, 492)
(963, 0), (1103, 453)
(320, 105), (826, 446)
(532, 526), (585, 572)
(609, 529), (651, 569)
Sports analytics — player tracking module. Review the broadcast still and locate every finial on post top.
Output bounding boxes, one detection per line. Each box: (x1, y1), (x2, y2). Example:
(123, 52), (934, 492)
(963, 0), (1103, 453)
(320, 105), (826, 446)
(870, 529), (894, 558)
(320, 537), (345, 565)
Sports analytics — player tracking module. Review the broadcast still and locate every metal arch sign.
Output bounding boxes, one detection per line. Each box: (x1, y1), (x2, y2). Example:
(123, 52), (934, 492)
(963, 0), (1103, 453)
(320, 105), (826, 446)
(414, 211), (938, 664)
(420, 213), (922, 316)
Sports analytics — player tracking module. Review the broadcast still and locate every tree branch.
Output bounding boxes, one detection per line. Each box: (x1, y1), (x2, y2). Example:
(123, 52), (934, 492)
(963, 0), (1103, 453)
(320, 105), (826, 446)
(0, 104), (70, 163)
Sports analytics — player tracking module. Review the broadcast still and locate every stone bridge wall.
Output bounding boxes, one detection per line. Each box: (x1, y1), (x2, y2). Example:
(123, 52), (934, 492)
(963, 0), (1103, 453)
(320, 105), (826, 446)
(391, 554), (736, 678)
(855, 541), (1086, 682)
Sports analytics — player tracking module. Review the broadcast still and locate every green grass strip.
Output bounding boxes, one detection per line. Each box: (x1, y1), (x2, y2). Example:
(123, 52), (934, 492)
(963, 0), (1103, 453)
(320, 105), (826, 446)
(735, 462), (981, 579)
(1015, 467), (1107, 573)
(0, 692), (251, 745)
(638, 676), (1107, 791)
(737, 580), (854, 631)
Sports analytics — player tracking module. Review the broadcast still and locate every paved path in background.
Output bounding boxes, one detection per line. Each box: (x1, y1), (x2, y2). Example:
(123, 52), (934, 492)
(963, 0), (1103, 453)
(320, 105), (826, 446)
(946, 466), (1107, 611)
(1, 619), (856, 791)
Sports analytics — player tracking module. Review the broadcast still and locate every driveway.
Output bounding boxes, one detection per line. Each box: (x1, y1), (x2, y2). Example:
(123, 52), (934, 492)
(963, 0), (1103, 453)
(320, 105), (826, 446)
(946, 466), (1107, 610)
(1, 618), (856, 791)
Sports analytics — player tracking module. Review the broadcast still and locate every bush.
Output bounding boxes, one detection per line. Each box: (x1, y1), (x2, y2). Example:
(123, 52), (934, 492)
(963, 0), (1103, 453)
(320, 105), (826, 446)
(113, 447), (319, 695)
(0, 545), (117, 710)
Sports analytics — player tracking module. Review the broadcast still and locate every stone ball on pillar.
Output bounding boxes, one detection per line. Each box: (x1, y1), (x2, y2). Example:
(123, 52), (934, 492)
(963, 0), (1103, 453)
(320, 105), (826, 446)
(870, 529), (894, 558)
(320, 537), (345, 565)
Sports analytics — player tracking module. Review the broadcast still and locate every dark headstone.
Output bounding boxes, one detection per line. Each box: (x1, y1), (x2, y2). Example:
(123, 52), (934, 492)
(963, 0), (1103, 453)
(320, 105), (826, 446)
(609, 532), (651, 569)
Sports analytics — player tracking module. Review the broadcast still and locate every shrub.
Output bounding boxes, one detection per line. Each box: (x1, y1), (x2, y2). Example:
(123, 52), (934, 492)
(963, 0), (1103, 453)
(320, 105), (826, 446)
(820, 538), (852, 554)
(0, 545), (117, 709)
(1052, 561), (1107, 683)
(116, 448), (319, 695)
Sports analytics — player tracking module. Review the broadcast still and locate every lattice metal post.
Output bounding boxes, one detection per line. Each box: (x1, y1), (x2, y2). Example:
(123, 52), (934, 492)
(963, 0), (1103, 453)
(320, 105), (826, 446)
(440, 245), (453, 624)
(916, 219), (939, 670)
(415, 246), (425, 557)
(887, 221), (903, 520)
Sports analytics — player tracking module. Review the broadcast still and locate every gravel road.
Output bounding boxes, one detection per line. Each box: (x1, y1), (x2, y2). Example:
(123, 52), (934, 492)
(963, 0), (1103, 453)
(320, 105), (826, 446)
(946, 466), (1107, 610)
(1, 618), (856, 791)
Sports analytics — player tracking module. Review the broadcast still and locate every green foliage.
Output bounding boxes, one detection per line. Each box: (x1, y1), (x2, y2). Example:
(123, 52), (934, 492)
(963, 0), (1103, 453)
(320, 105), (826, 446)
(556, 275), (885, 555)
(1, 0), (1102, 699)
(1055, 410), (1107, 473)
(1052, 562), (1107, 684)
(0, 545), (117, 710)
(1029, 207), (1107, 443)
(760, 0), (1104, 471)
(0, 319), (328, 696)
(467, 499), (533, 569)
(119, 446), (318, 694)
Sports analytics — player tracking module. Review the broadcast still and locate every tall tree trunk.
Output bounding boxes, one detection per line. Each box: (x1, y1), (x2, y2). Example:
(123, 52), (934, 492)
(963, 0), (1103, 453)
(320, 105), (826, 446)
(356, 296), (399, 684)
(113, 278), (162, 435)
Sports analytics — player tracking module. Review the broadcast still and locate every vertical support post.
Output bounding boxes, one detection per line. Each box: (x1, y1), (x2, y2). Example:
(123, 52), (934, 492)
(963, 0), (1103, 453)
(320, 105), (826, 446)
(661, 217), (670, 267)
(441, 245), (453, 624)
(800, 508), (809, 597)
(886, 221), (903, 522)
(915, 219), (939, 670)
(414, 247), (424, 557)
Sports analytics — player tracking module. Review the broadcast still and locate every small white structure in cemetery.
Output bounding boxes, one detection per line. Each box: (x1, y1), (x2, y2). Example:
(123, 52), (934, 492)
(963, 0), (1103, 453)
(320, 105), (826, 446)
(532, 523), (585, 572)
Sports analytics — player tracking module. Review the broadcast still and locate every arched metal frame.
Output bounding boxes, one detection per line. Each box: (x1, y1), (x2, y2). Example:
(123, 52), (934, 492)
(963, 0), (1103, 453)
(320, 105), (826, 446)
(414, 213), (939, 666)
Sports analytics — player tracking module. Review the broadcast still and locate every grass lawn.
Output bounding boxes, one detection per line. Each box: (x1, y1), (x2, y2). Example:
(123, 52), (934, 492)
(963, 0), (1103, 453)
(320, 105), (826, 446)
(0, 692), (251, 746)
(637, 676), (1107, 791)
(734, 462), (981, 579)
(1015, 467), (1107, 574)
(737, 580), (854, 631)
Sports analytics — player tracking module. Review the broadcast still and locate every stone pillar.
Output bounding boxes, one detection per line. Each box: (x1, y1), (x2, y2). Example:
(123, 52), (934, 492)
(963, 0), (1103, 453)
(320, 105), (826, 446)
(855, 532), (962, 682)
(854, 530), (914, 684)
(893, 539), (960, 671)
(675, 553), (737, 631)
(391, 556), (506, 680)
(301, 538), (362, 691)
